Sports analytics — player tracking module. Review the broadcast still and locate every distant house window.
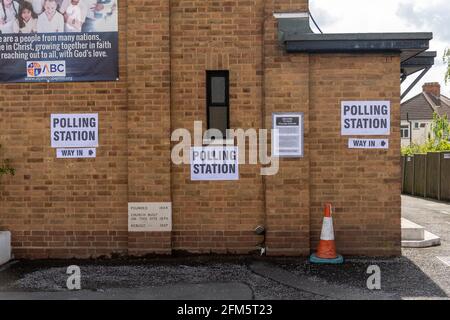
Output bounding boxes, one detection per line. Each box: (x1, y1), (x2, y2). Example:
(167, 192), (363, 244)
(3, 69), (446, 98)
(401, 125), (410, 138)
(206, 70), (229, 139)
(414, 123), (419, 129)
(420, 123), (426, 128)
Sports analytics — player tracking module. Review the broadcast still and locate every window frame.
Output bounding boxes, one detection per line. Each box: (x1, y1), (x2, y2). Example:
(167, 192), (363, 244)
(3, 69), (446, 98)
(206, 70), (230, 139)
(401, 125), (410, 138)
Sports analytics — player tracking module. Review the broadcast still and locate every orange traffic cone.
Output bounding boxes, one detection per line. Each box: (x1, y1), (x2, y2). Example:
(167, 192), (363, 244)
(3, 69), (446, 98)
(310, 203), (344, 264)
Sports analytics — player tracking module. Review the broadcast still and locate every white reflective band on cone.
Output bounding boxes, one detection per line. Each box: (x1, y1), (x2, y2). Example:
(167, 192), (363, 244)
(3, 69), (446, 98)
(320, 217), (335, 241)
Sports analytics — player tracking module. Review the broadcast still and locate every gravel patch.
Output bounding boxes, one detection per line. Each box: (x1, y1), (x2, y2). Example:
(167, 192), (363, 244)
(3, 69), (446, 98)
(8, 261), (324, 300)
(281, 257), (448, 299)
(1, 196), (448, 300)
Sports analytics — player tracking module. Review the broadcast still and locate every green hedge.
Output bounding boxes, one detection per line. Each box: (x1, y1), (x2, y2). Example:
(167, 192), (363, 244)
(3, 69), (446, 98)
(401, 140), (450, 156)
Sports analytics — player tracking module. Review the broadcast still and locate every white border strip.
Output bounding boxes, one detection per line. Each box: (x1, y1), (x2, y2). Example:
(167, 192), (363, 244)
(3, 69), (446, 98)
(436, 256), (450, 267)
(273, 12), (309, 19)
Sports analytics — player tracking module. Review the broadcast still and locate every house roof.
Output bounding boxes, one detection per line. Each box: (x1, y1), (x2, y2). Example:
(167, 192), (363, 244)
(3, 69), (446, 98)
(401, 92), (450, 121)
(432, 94), (450, 118)
(401, 93), (435, 120)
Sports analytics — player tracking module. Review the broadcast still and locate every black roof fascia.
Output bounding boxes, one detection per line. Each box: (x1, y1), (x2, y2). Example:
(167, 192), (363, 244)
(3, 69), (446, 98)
(401, 51), (436, 77)
(284, 32), (433, 62)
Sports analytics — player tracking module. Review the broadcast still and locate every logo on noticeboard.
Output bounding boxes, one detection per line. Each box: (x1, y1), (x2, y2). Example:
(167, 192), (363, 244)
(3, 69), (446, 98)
(26, 61), (66, 78)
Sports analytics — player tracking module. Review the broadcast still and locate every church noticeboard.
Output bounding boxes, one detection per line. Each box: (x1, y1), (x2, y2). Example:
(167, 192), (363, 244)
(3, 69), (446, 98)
(0, 0), (119, 82)
(272, 113), (304, 158)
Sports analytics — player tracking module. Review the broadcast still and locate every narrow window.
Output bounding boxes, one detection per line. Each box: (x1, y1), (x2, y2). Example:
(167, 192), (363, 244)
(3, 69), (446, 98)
(401, 125), (410, 138)
(206, 71), (229, 139)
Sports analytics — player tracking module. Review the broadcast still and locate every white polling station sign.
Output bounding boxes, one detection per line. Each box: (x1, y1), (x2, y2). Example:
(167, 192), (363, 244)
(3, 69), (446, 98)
(341, 101), (390, 136)
(348, 139), (389, 149)
(190, 146), (239, 181)
(51, 114), (98, 148)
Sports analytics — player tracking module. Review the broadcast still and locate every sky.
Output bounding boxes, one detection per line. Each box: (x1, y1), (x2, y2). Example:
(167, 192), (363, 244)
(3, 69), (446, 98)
(309, 0), (450, 101)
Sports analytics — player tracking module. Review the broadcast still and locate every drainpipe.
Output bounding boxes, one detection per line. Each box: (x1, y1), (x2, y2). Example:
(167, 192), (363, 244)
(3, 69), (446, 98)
(407, 112), (412, 146)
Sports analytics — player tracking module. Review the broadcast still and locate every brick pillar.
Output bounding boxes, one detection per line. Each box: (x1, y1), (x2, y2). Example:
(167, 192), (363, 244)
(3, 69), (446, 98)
(309, 54), (402, 256)
(263, 0), (310, 256)
(127, 1), (172, 255)
(169, 0), (266, 254)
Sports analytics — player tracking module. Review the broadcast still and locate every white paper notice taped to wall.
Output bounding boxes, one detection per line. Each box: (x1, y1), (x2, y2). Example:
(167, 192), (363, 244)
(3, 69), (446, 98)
(56, 148), (96, 158)
(128, 203), (172, 232)
(341, 101), (390, 136)
(272, 113), (304, 157)
(348, 139), (389, 149)
(190, 146), (239, 181)
(51, 114), (99, 148)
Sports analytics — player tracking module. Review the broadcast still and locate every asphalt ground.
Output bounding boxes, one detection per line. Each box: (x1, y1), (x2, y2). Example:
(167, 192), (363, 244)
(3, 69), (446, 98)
(280, 196), (450, 299)
(0, 195), (448, 300)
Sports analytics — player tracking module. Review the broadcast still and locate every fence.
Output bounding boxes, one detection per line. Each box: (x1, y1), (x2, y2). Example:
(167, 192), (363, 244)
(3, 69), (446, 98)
(402, 152), (450, 201)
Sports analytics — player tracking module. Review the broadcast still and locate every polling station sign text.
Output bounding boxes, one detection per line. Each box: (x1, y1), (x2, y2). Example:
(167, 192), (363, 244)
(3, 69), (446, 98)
(341, 101), (390, 136)
(0, 1), (118, 83)
(348, 139), (389, 149)
(56, 148), (96, 159)
(191, 146), (239, 181)
(51, 114), (98, 148)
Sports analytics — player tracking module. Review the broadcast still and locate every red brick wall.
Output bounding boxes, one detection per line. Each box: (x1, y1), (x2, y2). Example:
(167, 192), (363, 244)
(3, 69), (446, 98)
(263, 1), (311, 256)
(126, 0), (172, 255)
(309, 54), (402, 256)
(0, 1), (129, 259)
(0, 0), (403, 259)
(170, 0), (266, 253)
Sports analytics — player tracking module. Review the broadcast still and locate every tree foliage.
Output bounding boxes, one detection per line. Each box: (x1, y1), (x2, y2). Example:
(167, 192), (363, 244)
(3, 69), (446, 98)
(431, 112), (450, 143)
(446, 48), (450, 84)
(0, 145), (15, 178)
(401, 113), (450, 156)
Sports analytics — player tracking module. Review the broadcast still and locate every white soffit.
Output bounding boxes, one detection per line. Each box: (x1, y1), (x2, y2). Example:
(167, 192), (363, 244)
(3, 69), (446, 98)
(273, 12), (309, 19)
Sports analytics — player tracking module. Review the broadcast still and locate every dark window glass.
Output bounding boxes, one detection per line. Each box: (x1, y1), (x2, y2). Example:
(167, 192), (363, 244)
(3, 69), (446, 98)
(207, 71), (229, 138)
(211, 77), (226, 104)
(208, 107), (228, 136)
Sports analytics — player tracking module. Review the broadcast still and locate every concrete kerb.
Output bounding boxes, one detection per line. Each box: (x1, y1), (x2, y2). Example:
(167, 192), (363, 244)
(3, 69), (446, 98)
(0, 282), (254, 300)
(401, 218), (441, 248)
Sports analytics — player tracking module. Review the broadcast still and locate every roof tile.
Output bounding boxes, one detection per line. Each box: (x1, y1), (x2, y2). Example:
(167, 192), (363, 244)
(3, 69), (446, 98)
(401, 93), (435, 120)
